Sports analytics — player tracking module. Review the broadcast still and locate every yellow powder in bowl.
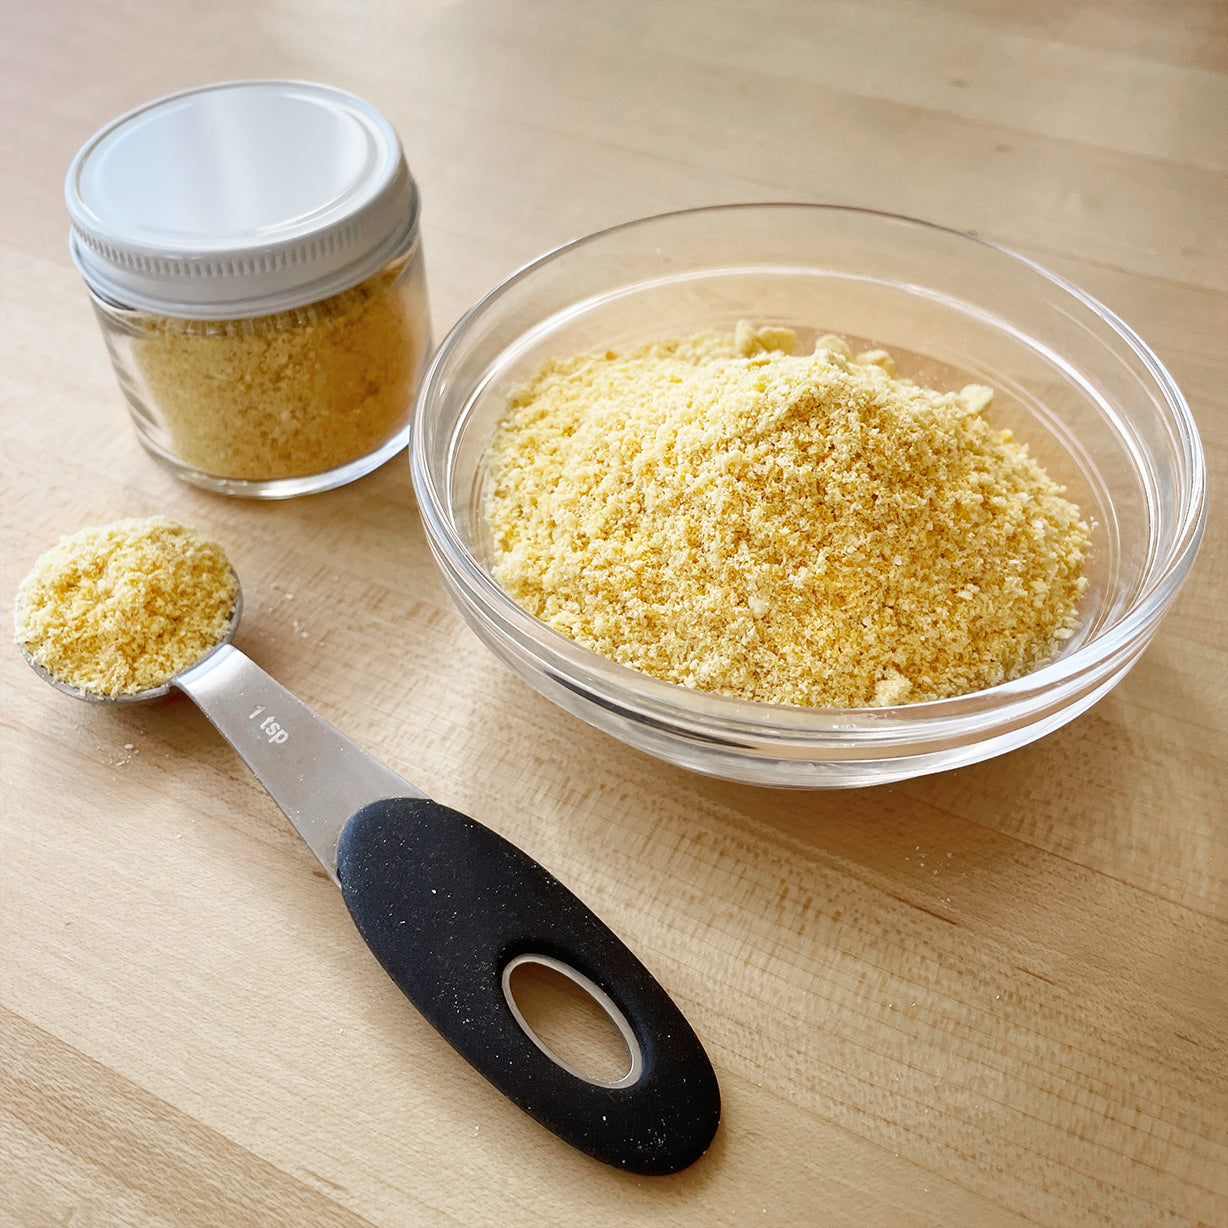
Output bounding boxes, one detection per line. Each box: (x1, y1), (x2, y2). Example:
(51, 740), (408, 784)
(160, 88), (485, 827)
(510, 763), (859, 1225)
(484, 326), (1090, 708)
(14, 516), (238, 696)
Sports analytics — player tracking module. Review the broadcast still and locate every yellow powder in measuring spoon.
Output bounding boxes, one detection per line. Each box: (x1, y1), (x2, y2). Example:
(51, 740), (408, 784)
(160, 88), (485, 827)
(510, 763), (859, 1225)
(484, 325), (1090, 708)
(14, 516), (237, 696)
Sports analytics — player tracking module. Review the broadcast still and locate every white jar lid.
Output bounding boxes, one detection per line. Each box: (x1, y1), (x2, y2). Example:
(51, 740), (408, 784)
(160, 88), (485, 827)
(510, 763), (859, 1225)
(66, 79), (419, 319)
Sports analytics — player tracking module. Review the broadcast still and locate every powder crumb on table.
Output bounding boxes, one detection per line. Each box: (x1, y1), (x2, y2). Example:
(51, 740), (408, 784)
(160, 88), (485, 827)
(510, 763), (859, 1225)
(484, 325), (1090, 708)
(14, 516), (237, 696)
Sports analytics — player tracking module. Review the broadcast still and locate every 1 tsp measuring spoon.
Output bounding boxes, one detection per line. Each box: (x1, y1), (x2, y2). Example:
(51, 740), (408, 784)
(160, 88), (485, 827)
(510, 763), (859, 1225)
(20, 575), (720, 1176)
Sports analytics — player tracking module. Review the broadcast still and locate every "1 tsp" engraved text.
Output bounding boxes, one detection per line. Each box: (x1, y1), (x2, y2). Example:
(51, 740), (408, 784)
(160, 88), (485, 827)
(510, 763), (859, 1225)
(248, 706), (290, 745)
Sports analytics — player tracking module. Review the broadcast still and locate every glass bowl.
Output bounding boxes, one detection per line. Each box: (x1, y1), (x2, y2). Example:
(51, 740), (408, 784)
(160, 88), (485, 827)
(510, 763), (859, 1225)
(410, 204), (1205, 788)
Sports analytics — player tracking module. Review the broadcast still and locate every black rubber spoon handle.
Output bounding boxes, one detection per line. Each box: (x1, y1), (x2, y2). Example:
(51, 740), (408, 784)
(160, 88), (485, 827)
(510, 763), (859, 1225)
(337, 797), (720, 1175)
(173, 644), (720, 1175)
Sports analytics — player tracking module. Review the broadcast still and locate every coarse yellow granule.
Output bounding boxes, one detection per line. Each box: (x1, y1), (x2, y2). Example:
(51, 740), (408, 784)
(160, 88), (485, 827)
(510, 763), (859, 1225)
(484, 326), (1091, 708)
(130, 254), (425, 480)
(14, 517), (238, 697)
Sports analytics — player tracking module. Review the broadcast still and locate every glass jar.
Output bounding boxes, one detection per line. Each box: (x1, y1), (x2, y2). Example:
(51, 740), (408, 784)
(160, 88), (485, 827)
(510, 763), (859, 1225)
(65, 80), (432, 498)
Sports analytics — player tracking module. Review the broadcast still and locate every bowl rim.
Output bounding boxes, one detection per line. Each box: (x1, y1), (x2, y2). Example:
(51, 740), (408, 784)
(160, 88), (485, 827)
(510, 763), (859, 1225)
(410, 201), (1207, 737)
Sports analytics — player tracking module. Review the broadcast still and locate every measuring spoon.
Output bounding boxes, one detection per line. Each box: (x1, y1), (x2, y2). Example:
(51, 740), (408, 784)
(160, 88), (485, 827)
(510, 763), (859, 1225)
(21, 579), (720, 1176)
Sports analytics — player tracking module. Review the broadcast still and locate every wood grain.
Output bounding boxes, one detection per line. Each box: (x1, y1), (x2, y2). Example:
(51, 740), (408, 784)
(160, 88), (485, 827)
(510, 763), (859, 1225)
(2, 2), (1225, 1225)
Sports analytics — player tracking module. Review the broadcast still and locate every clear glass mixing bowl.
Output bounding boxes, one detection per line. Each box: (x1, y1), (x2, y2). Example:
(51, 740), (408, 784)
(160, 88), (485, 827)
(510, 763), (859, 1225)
(410, 204), (1205, 787)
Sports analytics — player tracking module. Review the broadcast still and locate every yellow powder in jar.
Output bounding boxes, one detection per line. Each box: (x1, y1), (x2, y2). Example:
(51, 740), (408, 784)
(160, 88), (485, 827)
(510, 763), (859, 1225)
(14, 517), (238, 696)
(132, 255), (423, 480)
(484, 325), (1091, 708)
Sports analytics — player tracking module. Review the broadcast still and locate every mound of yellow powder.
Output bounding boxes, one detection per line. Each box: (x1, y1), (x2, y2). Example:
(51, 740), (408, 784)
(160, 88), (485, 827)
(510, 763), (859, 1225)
(484, 325), (1090, 708)
(14, 516), (238, 696)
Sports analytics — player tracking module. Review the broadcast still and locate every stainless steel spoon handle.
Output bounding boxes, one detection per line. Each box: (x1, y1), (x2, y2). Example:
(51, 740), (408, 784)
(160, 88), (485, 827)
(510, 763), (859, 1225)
(174, 643), (422, 882)
(172, 641), (721, 1175)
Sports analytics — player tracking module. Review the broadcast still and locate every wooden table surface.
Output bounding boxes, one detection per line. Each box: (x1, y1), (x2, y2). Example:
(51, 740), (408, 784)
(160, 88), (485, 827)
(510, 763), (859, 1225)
(2, 3), (1225, 1225)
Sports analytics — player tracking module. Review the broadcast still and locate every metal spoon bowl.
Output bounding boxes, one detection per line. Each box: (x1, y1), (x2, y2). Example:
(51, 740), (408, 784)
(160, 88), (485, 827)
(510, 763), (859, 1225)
(20, 576), (244, 704)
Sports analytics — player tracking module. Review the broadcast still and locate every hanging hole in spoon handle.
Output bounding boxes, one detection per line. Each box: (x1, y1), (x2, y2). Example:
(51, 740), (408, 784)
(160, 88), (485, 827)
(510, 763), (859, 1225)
(336, 797), (721, 1176)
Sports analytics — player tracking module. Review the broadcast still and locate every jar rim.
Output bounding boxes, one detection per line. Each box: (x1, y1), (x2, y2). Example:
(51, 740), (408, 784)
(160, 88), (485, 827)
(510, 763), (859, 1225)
(65, 79), (420, 319)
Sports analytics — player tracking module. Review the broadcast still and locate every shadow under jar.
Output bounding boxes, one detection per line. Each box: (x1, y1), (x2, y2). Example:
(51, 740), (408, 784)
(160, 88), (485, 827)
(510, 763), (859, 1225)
(66, 80), (431, 498)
